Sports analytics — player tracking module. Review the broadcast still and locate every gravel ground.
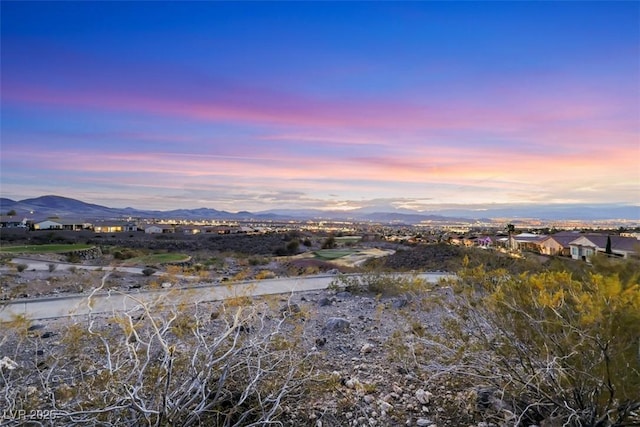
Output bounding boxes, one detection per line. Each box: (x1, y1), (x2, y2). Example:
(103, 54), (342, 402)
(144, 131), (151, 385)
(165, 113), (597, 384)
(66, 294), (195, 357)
(1, 280), (512, 427)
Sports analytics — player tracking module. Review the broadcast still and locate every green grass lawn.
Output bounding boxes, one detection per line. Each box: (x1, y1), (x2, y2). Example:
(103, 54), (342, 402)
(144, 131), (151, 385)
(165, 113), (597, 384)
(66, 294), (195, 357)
(313, 249), (358, 260)
(0, 244), (94, 254)
(334, 236), (362, 243)
(121, 253), (191, 266)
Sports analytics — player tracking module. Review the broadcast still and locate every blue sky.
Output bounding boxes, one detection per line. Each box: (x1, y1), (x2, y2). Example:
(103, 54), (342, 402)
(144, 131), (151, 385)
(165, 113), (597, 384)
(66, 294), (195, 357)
(1, 1), (638, 212)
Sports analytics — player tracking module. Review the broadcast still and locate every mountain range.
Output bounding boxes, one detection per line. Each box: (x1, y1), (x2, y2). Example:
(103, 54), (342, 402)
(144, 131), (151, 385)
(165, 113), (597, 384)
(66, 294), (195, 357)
(1, 195), (639, 224)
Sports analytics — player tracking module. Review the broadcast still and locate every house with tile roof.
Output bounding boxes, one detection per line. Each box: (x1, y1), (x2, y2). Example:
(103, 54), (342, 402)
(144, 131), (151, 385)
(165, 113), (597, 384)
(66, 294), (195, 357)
(569, 234), (639, 260)
(512, 233), (547, 252)
(539, 231), (583, 256)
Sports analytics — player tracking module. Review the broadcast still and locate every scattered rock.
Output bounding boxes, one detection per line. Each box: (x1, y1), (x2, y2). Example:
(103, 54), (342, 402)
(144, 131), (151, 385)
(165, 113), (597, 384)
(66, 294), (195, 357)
(360, 343), (374, 354)
(318, 297), (333, 307)
(335, 291), (352, 298)
(345, 377), (361, 389)
(281, 302), (301, 316)
(392, 298), (409, 309)
(323, 317), (351, 333)
(416, 418), (433, 426)
(378, 400), (393, 412)
(415, 389), (432, 405)
(0, 356), (19, 370)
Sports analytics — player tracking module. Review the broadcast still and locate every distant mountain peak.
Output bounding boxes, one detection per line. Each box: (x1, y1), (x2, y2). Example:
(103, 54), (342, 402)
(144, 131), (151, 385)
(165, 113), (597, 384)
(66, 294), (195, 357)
(1, 195), (638, 222)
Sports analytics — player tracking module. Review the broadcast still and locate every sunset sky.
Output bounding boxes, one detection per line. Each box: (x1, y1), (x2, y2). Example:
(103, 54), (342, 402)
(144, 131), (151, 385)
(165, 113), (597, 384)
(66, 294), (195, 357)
(2, 2), (638, 212)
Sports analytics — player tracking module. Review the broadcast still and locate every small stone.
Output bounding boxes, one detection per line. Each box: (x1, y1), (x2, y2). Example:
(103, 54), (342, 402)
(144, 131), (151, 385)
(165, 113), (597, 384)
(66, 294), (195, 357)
(416, 418), (433, 427)
(0, 356), (18, 370)
(345, 378), (361, 389)
(161, 282), (172, 288)
(360, 343), (374, 354)
(415, 388), (432, 405)
(323, 317), (351, 333)
(378, 400), (393, 412)
(336, 291), (352, 298)
(364, 395), (375, 404)
(392, 298), (408, 309)
(318, 297), (332, 307)
(281, 303), (301, 315)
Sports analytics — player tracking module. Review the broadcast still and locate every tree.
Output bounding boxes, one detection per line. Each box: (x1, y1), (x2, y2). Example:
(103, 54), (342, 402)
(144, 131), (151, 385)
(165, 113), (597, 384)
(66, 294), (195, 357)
(286, 239), (300, 254)
(6, 209), (16, 217)
(506, 223), (515, 250)
(322, 235), (336, 249)
(606, 235), (613, 255)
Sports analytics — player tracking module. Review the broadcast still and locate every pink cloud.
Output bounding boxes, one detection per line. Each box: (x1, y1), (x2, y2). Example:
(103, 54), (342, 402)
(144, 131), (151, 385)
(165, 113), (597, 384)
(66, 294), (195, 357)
(6, 73), (633, 140)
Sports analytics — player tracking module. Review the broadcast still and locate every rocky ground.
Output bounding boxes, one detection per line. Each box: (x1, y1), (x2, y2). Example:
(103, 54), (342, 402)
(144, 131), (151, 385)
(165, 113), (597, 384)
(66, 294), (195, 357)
(1, 277), (519, 427)
(0, 237), (551, 426)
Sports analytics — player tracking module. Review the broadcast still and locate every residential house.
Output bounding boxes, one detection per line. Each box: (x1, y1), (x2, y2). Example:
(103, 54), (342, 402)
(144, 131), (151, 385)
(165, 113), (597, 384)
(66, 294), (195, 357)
(124, 223), (138, 232)
(538, 231), (582, 256)
(205, 226), (235, 234)
(0, 216), (27, 228)
(447, 234), (463, 246)
(477, 236), (493, 248)
(59, 219), (92, 231)
(144, 225), (163, 234)
(512, 233), (547, 252)
(180, 227), (201, 235)
(461, 236), (477, 247)
(569, 234), (639, 260)
(94, 221), (138, 233)
(144, 224), (175, 234)
(33, 219), (64, 230)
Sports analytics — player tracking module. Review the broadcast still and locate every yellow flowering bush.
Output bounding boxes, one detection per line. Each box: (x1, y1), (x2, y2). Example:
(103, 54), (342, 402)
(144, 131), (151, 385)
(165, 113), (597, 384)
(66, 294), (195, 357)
(449, 258), (640, 425)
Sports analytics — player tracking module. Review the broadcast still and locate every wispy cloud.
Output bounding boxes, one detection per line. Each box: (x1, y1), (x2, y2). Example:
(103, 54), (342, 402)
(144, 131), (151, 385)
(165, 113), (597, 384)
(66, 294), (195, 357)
(1, 2), (637, 211)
